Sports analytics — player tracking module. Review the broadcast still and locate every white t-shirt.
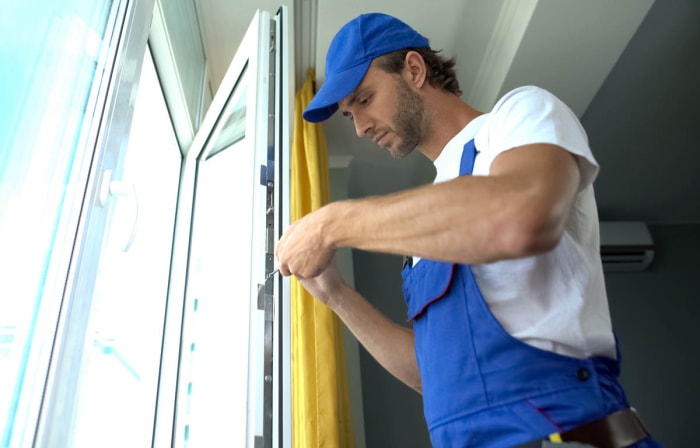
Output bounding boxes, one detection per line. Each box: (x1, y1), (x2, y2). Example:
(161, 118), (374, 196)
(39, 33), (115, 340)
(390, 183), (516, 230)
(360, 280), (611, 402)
(429, 86), (616, 359)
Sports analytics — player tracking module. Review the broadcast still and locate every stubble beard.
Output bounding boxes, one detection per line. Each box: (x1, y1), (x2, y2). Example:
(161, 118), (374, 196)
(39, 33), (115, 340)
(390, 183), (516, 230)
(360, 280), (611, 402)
(388, 78), (425, 159)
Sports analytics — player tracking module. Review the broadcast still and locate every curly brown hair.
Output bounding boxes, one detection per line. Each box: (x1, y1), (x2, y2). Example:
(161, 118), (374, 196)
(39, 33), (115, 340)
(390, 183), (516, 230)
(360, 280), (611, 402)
(373, 47), (462, 96)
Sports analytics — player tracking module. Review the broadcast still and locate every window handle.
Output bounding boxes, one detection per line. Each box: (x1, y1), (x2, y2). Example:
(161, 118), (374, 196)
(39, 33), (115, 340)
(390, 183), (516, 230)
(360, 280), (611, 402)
(97, 169), (139, 252)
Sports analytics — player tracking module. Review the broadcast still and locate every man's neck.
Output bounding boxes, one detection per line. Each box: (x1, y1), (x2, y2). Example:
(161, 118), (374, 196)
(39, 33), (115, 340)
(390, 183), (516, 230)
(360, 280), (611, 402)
(419, 95), (482, 161)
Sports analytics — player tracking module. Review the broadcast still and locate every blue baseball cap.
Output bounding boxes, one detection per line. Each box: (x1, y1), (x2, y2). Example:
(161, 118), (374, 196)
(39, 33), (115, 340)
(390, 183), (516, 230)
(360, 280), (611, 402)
(302, 13), (430, 123)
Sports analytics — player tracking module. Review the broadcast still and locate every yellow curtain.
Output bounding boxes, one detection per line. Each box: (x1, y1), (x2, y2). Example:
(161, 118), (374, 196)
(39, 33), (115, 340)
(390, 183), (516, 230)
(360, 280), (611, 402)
(291, 69), (355, 448)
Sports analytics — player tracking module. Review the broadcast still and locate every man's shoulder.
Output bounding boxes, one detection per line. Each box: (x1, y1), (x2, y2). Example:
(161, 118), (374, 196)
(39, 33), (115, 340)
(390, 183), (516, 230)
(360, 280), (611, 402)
(492, 85), (556, 111)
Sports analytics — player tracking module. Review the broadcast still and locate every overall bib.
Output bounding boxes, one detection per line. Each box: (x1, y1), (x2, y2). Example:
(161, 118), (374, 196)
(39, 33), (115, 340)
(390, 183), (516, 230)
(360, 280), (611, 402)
(401, 139), (661, 447)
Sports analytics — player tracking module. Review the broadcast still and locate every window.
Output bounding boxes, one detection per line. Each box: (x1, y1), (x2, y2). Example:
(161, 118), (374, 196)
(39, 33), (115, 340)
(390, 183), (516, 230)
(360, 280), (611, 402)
(0, 3), (289, 446)
(43, 47), (181, 448)
(0, 1), (119, 444)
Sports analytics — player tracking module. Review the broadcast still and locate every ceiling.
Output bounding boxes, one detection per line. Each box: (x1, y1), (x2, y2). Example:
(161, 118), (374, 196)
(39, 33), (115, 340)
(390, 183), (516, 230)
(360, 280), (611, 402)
(193, 0), (700, 225)
(196, 0), (652, 117)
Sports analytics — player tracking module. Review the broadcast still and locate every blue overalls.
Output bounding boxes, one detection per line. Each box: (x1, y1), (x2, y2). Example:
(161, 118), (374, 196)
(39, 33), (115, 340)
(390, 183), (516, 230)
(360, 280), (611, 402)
(401, 139), (662, 447)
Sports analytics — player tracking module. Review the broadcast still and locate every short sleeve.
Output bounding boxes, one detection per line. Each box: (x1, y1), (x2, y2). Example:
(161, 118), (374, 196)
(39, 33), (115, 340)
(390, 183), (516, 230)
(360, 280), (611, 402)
(474, 86), (599, 191)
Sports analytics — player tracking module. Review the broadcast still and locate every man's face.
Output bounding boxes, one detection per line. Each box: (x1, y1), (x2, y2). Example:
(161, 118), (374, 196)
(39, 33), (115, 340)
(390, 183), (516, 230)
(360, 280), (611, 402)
(338, 64), (424, 158)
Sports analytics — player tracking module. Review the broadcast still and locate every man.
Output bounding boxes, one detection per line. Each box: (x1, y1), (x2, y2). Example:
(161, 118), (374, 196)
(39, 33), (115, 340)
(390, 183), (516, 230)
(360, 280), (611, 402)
(275, 12), (661, 448)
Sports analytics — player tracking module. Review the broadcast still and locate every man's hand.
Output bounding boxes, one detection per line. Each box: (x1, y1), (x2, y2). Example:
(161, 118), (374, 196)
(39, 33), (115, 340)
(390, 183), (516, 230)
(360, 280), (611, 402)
(275, 206), (336, 279)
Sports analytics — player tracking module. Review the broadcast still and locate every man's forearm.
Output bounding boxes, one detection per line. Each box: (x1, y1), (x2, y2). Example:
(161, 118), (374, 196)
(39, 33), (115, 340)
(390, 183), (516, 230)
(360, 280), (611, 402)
(329, 283), (422, 393)
(323, 175), (530, 265)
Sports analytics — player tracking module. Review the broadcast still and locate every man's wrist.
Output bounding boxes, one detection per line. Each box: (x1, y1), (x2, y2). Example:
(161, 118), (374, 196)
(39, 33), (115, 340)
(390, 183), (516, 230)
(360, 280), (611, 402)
(325, 281), (352, 313)
(322, 200), (353, 251)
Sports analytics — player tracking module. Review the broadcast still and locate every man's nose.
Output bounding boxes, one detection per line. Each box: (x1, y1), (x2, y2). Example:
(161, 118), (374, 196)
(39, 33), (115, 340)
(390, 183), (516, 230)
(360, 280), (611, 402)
(353, 115), (372, 138)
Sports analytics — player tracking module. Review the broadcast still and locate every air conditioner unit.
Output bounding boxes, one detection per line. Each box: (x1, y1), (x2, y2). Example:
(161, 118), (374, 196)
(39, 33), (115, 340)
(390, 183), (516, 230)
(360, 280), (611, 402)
(599, 221), (654, 272)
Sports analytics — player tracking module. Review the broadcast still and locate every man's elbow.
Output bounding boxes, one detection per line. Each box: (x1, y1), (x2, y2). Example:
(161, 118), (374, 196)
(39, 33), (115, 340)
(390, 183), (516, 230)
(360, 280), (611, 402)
(499, 213), (564, 258)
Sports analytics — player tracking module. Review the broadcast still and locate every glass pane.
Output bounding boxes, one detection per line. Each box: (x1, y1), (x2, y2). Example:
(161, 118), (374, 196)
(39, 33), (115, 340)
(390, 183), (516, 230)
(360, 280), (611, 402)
(157, 0), (207, 129)
(209, 79), (247, 157)
(179, 139), (256, 447)
(63, 48), (181, 447)
(0, 1), (114, 443)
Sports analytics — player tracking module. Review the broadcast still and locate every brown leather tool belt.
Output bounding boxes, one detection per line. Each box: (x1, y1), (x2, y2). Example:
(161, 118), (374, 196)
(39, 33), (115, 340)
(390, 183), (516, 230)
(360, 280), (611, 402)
(514, 408), (651, 448)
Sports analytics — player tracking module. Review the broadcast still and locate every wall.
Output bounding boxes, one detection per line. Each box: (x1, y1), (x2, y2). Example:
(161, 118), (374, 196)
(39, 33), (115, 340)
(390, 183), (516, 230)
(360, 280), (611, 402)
(605, 224), (699, 446)
(347, 157), (434, 448)
(330, 166), (367, 448)
(582, 2), (700, 442)
(581, 0), (700, 223)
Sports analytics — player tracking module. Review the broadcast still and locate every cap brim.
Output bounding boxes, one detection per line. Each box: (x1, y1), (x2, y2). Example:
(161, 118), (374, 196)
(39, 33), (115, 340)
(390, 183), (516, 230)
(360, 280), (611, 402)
(302, 60), (372, 123)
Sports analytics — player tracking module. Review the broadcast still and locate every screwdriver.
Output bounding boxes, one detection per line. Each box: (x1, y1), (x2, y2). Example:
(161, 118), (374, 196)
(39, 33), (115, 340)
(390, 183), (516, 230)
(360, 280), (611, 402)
(265, 268), (279, 282)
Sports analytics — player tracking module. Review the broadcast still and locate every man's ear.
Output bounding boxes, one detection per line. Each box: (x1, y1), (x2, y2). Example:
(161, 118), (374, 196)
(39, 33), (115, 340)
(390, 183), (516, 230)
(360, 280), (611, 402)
(404, 51), (427, 88)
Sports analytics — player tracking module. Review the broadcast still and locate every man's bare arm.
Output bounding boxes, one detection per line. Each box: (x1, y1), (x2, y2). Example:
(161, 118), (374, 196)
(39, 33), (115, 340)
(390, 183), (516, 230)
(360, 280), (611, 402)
(297, 263), (422, 392)
(277, 143), (580, 278)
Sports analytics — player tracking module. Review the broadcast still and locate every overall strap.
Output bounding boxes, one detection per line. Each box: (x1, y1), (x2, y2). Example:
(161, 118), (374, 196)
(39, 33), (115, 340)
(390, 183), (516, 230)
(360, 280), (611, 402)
(459, 139), (477, 176)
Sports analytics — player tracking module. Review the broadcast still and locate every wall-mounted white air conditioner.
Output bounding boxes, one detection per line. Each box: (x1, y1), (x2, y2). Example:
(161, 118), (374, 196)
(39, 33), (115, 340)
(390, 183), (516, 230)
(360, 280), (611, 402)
(599, 221), (654, 272)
